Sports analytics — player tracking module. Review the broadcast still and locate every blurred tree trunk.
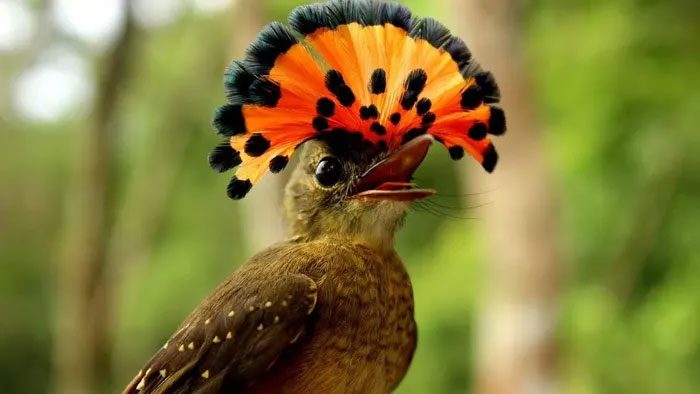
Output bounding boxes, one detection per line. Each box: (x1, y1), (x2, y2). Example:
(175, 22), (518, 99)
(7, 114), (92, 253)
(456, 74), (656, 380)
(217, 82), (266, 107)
(108, 0), (281, 386)
(231, 0), (289, 250)
(52, 3), (136, 393)
(450, 1), (561, 394)
(108, 14), (237, 386)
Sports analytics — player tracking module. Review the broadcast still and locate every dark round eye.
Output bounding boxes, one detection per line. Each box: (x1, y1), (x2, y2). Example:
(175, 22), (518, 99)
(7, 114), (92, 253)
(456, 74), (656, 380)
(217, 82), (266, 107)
(315, 157), (343, 187)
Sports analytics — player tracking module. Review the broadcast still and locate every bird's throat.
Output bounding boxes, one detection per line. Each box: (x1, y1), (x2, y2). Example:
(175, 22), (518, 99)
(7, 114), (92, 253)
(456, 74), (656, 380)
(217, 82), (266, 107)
(290, 203), (407, 254)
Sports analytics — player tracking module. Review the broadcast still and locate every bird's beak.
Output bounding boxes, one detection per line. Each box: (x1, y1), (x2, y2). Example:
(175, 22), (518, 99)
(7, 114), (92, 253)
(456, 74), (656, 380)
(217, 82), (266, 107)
(351, 135), (436, 201)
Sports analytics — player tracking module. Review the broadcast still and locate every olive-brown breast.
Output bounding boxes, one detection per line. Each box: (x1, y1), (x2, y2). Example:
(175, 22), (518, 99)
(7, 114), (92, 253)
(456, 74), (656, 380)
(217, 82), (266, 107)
(248, 240), (417, 394)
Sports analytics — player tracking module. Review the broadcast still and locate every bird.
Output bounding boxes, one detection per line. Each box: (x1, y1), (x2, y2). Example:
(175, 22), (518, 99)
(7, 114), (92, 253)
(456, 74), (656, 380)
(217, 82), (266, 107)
(124, 0), (506, 393)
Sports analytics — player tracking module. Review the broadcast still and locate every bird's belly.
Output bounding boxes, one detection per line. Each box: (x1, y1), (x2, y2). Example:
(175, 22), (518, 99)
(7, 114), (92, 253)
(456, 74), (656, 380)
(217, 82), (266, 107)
(251, 349), (393, 394)
(249, 316), (416, 394)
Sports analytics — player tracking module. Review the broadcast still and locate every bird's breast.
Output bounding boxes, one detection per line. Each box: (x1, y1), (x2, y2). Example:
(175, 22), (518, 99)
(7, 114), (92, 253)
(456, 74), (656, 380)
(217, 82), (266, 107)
(252, 243), (417, 394)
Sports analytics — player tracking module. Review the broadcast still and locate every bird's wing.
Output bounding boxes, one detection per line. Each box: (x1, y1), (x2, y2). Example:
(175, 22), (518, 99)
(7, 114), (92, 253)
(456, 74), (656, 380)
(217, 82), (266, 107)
(123, 273), (318, 394)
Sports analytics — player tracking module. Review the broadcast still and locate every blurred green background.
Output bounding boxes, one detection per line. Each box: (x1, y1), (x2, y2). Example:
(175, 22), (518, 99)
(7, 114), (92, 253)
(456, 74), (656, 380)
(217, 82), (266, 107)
(0, 0), (698, 393)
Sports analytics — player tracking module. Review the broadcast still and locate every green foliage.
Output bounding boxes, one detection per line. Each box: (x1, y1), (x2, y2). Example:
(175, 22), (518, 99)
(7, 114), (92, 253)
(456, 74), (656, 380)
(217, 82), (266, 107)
(528, 0), (700, 392)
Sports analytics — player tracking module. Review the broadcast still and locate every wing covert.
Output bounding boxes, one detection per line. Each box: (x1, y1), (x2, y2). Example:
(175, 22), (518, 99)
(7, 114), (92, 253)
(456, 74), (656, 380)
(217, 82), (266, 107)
(124, 273), (318, 393)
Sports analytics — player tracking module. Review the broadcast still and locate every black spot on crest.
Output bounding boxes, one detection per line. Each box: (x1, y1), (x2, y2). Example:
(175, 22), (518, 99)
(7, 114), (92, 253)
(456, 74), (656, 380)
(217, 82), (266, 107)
(312, 116), (329, 131)
(368, 105), (379, 118)
(360, 106), (370, 119)
(325, 69), (345, 92)
(401, 69), (427, 110)
(321, 128), (378, 156)
(325, 70), (356, 107)
(208, 143), (242, 172)
(400, 94), (418, 111)
(488, 105), (507, 135)
(269, 155), (289, 173)
(402, 127), (427, 144)
(482, 144), (498, 173)
(227, 177), (253, 200)
(461, 84), (483, 110)
(448, 146), (465, 161)
(422, 112), (436, 126)
(244, 133), (271, 157)
(360, 105), (379, 120)
(337, 85), (356, 107)
(316, 97), (335, 117)
(370, 122), (387, 135)
(213, 104), (247, 136)
(404, 69), (428, 93)
(390, 112), (401, 125)
(468, 123), (488, 141)
(416, 98), (432, 116)
(369, 68), (387, 94)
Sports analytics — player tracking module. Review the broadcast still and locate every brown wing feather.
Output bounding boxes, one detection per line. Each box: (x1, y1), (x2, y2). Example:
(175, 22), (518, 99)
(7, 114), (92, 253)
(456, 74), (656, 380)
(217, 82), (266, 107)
(124, 273), (318, 393)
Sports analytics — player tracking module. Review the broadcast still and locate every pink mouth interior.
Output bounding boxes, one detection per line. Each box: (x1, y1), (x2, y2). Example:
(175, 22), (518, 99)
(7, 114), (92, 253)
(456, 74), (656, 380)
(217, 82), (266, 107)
(375, 182), (414, 191)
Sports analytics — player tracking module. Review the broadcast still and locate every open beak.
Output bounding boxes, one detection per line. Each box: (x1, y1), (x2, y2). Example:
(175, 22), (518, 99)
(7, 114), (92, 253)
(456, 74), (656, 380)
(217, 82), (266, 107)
(351, 135), (436, 201)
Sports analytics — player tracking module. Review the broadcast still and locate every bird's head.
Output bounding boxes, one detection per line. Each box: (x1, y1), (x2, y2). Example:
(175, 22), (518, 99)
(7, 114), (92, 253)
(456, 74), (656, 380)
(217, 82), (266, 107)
(284, 132), (434, 247)
(207, 0), (507, 250)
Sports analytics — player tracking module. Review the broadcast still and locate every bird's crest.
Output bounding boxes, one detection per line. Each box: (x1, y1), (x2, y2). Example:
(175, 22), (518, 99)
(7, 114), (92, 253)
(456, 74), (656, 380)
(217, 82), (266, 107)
(210, 0), (506, 199)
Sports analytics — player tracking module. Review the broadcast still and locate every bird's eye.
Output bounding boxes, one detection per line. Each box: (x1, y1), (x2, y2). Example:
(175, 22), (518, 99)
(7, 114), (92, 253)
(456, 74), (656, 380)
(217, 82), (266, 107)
(315, 157), (343, 187)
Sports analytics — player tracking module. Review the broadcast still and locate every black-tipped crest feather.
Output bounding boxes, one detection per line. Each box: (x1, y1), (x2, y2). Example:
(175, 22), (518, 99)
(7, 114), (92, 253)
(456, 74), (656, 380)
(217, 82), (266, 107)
(409, 17), (452, 49)
(213, 104), (246, 136)
(244, 22), (298, 76)
(209, 143), (242, 173)
(227, 177), (253, 200)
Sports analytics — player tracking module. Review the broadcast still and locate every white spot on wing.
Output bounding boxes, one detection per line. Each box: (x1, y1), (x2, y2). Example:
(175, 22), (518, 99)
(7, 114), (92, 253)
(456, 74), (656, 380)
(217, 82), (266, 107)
(136, 368), (151, 390)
